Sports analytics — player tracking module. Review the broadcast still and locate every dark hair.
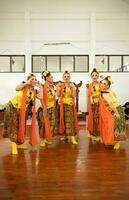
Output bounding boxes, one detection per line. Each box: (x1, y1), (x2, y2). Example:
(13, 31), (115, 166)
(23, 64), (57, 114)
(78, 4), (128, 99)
(42, 70), (51, 80)
(63, 70), (70, 76)
(91, 68), (99, 76)
(123, 102), (129, 107)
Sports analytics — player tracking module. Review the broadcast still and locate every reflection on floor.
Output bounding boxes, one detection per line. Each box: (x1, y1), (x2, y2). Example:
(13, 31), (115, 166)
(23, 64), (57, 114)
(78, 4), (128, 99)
(0, 123), (129, 200)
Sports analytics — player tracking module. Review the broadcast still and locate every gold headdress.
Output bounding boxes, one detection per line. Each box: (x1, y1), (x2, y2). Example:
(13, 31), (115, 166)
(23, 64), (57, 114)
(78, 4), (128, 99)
(105, 75), (113, 84)
(27, 73), (35, 81)
(42, 70), (49, 77)
(100, 75), (114, 84)
(42, 70), (51, 80)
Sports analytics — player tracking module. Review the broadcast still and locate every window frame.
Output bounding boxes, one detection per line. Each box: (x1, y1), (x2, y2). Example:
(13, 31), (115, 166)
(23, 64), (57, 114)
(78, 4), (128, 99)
(32, 55), (89, 73)
(95, 55), (129, 73)
(0, 55), (25, 73)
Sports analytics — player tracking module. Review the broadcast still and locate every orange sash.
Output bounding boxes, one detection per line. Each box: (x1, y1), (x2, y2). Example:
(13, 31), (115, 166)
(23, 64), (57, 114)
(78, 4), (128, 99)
(59, 83), (79, 134)
(17, 86), (37, 146)
(59, 85), (65, 133)
(72, 96), (79, 134)
(87, 84), (93, 132)
(30, 89), (38, 146)
(99, 96), (114, 145)
(42, 83), (55, 139)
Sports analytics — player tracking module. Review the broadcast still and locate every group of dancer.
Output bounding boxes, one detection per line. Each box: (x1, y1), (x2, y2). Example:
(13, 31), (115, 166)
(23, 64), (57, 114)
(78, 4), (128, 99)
(3, 68), (126, 154)
(87, 68), (126, 149)
(3, 70), (79, 154)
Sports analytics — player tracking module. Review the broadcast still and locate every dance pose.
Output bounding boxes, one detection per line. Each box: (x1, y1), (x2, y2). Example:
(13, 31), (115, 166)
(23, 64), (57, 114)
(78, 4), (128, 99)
(99, 76), (126, 149)
(3, 73), (38, 154)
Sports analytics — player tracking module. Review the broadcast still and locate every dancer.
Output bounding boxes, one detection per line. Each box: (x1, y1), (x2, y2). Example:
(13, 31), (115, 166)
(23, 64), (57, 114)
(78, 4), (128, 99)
(56, 70), (79, 144)
(3, 73), (38, 154)
(37, 70), (56, 147)
(86, 68), (101, 141)
(99, 76), (126, 149)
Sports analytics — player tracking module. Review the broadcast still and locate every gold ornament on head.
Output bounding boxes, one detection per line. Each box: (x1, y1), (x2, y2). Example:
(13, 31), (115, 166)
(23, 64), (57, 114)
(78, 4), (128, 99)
(43, 70), (49, 77)
(27, 73), (34, 81)
(42, 70), (51, 80)
(106, 75), (113, 84)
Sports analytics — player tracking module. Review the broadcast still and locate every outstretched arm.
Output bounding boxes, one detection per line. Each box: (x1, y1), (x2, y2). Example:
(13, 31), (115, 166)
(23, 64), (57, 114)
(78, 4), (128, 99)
(16, 77), (34, 91)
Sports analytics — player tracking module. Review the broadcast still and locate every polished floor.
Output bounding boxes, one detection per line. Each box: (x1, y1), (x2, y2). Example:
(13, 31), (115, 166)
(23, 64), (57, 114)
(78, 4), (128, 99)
(0, 124), (129, 200)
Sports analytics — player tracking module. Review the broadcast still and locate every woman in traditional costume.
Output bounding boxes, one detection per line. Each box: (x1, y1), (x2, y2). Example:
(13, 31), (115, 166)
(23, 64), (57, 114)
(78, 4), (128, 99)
(99, 76), (126, 149)
(3, 73), (38, 154)
(56, 70), (79, 144)
(37, 70), (56, 147)
(86, 68), (101, 141)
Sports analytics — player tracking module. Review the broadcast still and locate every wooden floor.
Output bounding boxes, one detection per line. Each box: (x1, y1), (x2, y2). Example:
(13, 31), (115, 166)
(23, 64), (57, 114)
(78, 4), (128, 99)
(0, 123), (129, 200)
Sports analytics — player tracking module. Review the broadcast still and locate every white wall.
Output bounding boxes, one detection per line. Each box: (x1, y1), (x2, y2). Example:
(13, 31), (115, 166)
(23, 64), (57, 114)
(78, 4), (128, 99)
(0, 0), (129, 111)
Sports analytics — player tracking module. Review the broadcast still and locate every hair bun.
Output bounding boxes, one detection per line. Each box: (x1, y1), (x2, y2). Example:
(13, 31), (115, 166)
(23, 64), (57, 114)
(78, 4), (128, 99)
(91, 68), (98, 75)
(93, 68), (98, 72)
(63, 70), (70, 76)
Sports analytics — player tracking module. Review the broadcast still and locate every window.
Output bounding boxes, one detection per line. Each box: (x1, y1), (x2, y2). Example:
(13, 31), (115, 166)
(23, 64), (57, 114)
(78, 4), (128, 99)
(109, 56), (122, 72)
(95, 55), (129, 72)
(95, 55), (108, 72)
(32, 55), (89, 73)
(123, 56), (129, 72)
(61, 56), (73, 72)
(0, 55), (25, 73)
(0, 56), (10, 72)
(32, 56), (46, 73)
(47, 56), (60, 72)
(11, 56), (25, 72)
(75, 56), (89, 72)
